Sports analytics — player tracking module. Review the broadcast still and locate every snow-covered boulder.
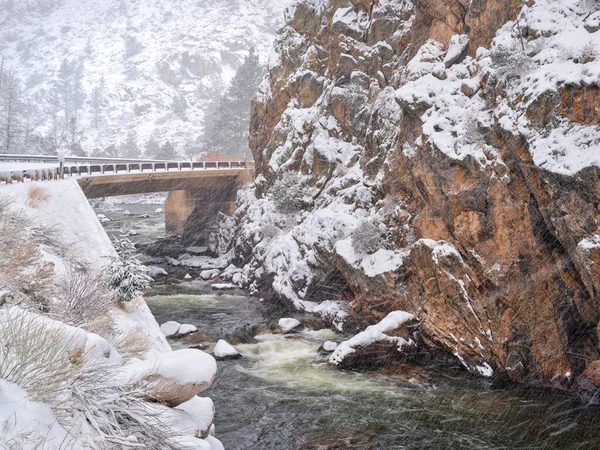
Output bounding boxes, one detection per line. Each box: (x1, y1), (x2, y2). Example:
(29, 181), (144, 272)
(321, 341), (338, 353)
(187, 246), (209, 255)
(0, 379), (74, 449)
(211, 283), (236, 291)
(179, 324), (198, 336)
(126, 349), (217, 407)
(201, 269), (220, 280)
(206, 436), (225, 450)
(155, 208), (164, 214)
(147, 265), (168, 277)
(176, 397), (215, 438)
(184, 273), (193, 280)
(329, 311), (417, 368)
(277, 318), (301, 333)
(213, 339), (241, 360)
(232, 272), (244, 285)
(161, 321), (182, 338)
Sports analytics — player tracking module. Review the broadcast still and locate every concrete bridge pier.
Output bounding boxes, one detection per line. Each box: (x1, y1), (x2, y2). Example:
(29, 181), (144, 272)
(165, 180), (238, 237)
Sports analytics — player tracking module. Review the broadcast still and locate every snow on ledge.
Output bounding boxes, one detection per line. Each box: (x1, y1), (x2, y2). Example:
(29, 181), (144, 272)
(329, 311), (416, 366)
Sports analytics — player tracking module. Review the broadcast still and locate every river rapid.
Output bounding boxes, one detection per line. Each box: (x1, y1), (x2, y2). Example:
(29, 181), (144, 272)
(94, 197), (600, 450)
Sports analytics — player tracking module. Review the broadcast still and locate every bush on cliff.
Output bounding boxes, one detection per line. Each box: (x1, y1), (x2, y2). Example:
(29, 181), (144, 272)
(106, 238), (153, 302)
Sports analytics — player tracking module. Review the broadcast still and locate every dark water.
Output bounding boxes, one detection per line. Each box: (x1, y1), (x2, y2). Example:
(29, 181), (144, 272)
(91, 201), (600, 450)
(146, 289), (600, 450)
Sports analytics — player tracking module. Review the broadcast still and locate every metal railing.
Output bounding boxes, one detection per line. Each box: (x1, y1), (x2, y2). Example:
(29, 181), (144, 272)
(0, 155), (252, 184)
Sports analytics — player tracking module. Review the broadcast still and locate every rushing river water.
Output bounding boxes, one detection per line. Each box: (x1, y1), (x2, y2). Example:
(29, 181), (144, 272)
(94, 197), (600, 450)
(146, 288), (600, 450)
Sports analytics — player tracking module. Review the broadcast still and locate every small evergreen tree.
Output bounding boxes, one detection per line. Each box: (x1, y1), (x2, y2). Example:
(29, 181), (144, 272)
(270, 172), (308, 213)
(121, 130), (140, 158)
(153, 140), (177, 160)
(105, 238), (152, 302)
(145, 133), (160, 158)
(351, 221), (388, 255)
(172, 93), (187, 121)
(203, 47), (264, 157)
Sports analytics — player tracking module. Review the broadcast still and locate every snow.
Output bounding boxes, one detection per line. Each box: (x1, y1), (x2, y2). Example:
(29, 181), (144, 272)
(147, 265), (168, 277)
(0, 0), (293, 155)
(0, 179), (114, 273)
(211, 283), (237, 290)
(578, 235), (600, 250)
(201, 269), (221, 280)
(322, 341), (338, 352)
(175, 397), (215, 438)
(179, 324), (198, 335)
(187, 246), (209, 255)
(126, 349), (217, 386)
(213, 340), (240, 358)
(0, 380), (73, 450)
(161, 321), (182, 337)
(278, 318), (301, 332)
(330, 311), (415, 366)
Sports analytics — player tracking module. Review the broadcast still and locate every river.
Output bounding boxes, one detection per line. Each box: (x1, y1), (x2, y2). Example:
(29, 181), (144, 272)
(94, 196), (600, 450)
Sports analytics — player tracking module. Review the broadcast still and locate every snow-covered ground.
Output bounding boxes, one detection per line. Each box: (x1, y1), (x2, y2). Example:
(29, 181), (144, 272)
(0, 0), (294, 155)
(0, 179), (222, 449)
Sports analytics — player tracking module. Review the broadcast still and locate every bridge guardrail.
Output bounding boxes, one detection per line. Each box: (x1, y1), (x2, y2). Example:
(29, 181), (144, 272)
(0, 159), (254, 185)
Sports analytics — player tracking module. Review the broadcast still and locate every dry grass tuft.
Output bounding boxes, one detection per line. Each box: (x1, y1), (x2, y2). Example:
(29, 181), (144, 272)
(26, 185), (51, 208)
(112, 326), (153, 360)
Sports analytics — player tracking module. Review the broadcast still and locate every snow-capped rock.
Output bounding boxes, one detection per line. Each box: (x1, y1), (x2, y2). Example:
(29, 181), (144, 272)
(175, 397), (215, 439)
(179, 324), (198, 336)
(321, 341), (338, 352)
(211, 283), (236, 291)
(277, 318), (301, 333)
(125, 348), (217, 407)
(201, 269), (220, 280)
(147, 265), (168, 277)
(160, 321), (182, 337)
(213, 339), (241, 360)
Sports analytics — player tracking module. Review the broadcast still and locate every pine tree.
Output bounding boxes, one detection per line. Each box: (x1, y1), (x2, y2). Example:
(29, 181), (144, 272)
(145, 133), (160, 158)
(90, 76), (106, 129)
(0, 72), (24, 154)
(153, 140), (176, 160)
(172, 93), (187, 121)
(122, 130), (140, 158)
(203, 47), (264, 157)
(106, 238), (152, 302)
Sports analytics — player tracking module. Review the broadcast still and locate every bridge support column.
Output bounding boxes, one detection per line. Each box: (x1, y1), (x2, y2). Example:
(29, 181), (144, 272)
(165, 190), (195, 235)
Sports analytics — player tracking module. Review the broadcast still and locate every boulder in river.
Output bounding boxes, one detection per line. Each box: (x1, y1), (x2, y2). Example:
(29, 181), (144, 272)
(213, 339), (241, 360)
(277, 318), (301, 333)
(161, 321), (181, 338)
(126, 349), (217, 407)
(179, 324), (198, 336)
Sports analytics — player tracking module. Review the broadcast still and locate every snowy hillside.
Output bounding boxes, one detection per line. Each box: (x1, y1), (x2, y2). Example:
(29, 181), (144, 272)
(0, 0), (293, 156)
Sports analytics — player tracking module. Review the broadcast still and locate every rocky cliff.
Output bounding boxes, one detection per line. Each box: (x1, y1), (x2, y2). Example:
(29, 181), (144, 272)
(225, 0), (600, 397)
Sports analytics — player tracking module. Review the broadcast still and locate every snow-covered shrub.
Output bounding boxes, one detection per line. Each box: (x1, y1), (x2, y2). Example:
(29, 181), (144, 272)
(26, 184), (51, 208)
(351, 221), (388, 255)
(0, 207), (54, 300)
(490, 44), (534, 80)
(54, 262), (116, 327)
(0, 308), (182, 449)
(575, 43), (597, 64)
(270, 172), (309, 213)
(106, 238), (153, 302)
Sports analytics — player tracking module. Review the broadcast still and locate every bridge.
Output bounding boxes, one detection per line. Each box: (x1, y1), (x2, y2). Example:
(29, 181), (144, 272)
(0, 154), (254, 235)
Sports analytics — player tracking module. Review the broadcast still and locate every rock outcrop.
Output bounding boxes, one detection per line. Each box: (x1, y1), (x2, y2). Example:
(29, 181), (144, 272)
(226, 0), (600, 397)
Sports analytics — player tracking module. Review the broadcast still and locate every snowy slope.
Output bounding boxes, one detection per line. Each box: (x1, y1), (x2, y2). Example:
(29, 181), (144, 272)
(0, 0), (293, 155)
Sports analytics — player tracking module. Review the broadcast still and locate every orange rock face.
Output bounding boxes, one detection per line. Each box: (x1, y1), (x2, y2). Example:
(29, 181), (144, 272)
(243, 0), (600, 397)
